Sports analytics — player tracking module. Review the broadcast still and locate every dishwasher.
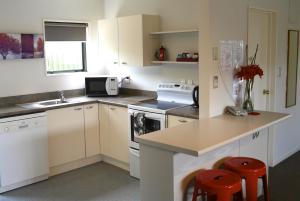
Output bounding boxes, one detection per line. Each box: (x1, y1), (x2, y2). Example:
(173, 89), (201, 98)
(0, 112), (49, 193)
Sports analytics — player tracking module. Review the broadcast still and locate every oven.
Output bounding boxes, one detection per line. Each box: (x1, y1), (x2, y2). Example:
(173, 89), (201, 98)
(128, 109), (166, 178)
(128, 109), (166, 150)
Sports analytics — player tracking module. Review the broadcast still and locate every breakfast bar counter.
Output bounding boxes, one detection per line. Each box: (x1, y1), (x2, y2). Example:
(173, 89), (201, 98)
(137, 111), (290, 201)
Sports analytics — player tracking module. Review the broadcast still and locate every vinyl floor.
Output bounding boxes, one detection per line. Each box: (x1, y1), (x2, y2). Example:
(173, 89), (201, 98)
(1, 151), (300, 201)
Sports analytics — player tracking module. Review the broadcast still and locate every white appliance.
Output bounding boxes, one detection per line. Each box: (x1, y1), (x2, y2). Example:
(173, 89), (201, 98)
(128, 82), (197, 178)
(0, 113), (49, 193)
(85, 76), (119, 97)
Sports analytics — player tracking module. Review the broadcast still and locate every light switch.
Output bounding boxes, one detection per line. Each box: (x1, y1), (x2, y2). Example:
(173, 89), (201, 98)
(213, 76), (218, 88)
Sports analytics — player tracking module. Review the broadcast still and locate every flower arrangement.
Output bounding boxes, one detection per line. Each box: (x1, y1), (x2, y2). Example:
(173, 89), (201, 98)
(235, 45), (264, 112)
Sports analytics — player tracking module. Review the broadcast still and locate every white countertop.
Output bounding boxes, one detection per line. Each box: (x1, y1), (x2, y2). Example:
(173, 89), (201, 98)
(137, 111), (290, 156)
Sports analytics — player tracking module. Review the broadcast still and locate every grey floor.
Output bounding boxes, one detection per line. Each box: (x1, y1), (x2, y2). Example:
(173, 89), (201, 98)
(0, 162), (140, 201)
(1, 151), (300, 201)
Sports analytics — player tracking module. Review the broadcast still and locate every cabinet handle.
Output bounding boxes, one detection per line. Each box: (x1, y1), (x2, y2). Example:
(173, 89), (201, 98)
(178, 119), (187, 123)
(113, 61), (118, 64)
(86, 105), (94, 109)
(252, 132), (260, 140)
(110, 107), (116, 110)
(121, 62), (127, 65)
(74, 107), (82, 111)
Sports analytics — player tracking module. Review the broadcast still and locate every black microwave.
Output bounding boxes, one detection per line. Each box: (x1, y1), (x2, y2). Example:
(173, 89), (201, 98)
(85, 77), (119, 97)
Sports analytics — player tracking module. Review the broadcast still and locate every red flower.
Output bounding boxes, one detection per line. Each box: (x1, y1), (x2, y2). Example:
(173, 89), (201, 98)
(235, 64), (264, 80)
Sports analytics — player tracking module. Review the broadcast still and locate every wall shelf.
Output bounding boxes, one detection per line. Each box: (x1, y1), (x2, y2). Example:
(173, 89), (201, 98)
(150, 29), (198, 35)
(152, 61), (198, 65)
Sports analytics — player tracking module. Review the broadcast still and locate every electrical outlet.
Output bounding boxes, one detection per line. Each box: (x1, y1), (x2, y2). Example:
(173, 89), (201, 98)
(213, 76), (218, 88)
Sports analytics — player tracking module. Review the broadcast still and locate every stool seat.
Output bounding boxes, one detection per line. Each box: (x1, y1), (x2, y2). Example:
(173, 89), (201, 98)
(224, 157), (269, 201)
(192, 169), (243, 201)
(224, 157), (266, 177)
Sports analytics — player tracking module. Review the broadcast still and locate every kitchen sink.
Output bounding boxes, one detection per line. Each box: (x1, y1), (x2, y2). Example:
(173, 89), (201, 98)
(38, 99), (70, 106)
(19, 99), (77, 109)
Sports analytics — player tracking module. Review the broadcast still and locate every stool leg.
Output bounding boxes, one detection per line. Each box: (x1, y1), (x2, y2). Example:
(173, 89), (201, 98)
(216, 192), (232, 201)
(245, 177), (258, 201)
(234, 190), (243, 201)
(262, 175), (270, 201)
(192, 183), (200, 201)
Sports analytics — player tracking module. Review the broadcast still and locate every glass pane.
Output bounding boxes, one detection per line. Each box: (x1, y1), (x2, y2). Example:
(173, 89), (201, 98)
(45, 41), (84, 72)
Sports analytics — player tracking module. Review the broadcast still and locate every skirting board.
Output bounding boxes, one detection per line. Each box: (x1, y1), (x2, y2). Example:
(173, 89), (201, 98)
(102, 155), (129, 171)
(50, 155), (102, 176)
(0, 174), (48, 193)
(49, 154), (129, 177)
(270, 146), (300, 167)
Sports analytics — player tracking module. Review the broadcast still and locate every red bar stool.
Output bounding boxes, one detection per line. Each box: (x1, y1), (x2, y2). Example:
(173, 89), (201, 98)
(192, 169), (243, 201)
(224, 157), (269, 201)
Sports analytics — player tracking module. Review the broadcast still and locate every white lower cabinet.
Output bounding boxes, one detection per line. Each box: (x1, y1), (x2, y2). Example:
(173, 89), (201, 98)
(167, 115), (196, 128)
(239, 128), (268, 166)
(99, 104), (129, 163)
(48, 103), (100, 168)
(84, 103), (100, 157)
(48, 106), (86, 167)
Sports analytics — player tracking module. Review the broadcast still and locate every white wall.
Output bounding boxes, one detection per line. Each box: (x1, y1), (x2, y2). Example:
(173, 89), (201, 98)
(205, 0), (300, 165)
(102, 0), (199, 91)
(0, 0), (104, 97)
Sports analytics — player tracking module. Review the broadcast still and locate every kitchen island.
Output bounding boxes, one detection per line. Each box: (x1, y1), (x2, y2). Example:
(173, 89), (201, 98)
(137, 111), (290, 201)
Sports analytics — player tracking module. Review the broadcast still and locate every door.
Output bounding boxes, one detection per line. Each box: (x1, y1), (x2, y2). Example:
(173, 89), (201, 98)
(108, 105), (129, 163)
(48, 106), (85, 167)
(84, 103), (100, 157)
(118, 15), (143, 67)
(98, 18), (119, 66)
(248, 8), (276, 111)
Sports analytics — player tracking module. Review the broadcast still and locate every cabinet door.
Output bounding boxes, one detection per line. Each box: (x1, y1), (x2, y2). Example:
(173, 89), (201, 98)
(118, 15), (143, 67)
(84, 103), (100, 157)
(48, 106), (85, 167)
(167, 115), (195, 128)
(108, 105), (129, 163)
(98, 18), (119, 66)
(99, 104), (110, 156)
(239, 128), (268, 165)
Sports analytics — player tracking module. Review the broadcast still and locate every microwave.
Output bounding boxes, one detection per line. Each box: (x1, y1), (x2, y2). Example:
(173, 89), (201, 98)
(85, 77), (119, 97)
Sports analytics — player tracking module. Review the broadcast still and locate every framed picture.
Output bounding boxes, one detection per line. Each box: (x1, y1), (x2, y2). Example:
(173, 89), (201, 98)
(0, 33), (44, 60)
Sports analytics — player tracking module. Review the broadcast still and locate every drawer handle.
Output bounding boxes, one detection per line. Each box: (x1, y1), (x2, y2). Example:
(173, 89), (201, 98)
(121, 62), (127, 65)
(19, 124), (29, 129)
(113, 61), (118, 64)
(252, 132), (260, 139)
(86, 106), (94, 109)
(178, 119), (187, 123)
(110, 107), (116, 110)
(74, 108), (82, 111)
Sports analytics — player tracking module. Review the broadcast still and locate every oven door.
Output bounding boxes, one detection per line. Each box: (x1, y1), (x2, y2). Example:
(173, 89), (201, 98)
(128, 109), (165, 150)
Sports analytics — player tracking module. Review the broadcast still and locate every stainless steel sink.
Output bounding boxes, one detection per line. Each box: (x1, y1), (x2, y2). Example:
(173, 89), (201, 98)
(38, 99), (70, 106)
(19, 99), (76, 109)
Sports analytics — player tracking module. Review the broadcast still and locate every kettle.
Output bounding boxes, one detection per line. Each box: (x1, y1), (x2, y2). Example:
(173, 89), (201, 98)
(192, 86), (199, 108)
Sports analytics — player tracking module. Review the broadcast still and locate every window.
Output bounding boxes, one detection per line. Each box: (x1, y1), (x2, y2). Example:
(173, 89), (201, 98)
(44, 21), (88, 74)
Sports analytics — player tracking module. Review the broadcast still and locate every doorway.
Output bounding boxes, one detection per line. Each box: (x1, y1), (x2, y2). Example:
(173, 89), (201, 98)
(248, 8), (277, 111)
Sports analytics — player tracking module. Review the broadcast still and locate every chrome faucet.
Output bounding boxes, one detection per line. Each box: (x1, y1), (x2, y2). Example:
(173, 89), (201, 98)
(58, 91), (66, 103)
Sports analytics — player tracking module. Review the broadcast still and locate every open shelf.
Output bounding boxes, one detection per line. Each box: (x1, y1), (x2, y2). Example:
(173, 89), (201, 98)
(152, 61), (198, 65)
(150, 29), (198, 35)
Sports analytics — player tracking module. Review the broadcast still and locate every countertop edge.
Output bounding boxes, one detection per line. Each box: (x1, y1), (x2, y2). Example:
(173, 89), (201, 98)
(137, 113), (291, 156)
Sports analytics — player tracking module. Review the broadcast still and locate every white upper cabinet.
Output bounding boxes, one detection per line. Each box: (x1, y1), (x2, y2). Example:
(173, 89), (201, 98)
(98, 14), (160, 67)
(98, 18), (119, 67)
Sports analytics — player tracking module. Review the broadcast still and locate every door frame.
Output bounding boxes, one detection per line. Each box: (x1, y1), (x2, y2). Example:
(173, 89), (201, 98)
(248, 7), (277, 167)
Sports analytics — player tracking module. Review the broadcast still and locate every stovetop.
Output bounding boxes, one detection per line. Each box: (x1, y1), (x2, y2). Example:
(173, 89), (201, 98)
(128, 99), (189, 114)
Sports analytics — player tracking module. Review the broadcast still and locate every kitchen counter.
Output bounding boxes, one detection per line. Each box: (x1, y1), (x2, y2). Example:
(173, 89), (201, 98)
(0, 95), (155, 119)
(137, 111), (290, 156)
(138, 111), (290, 201)
(167, 105), (199, 119)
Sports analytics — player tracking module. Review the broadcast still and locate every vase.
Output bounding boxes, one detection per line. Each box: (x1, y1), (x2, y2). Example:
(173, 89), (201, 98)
(243, 79), (254, 112)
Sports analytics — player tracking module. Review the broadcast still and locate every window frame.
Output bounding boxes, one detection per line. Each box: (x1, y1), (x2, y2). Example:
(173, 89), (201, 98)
(43, 19), (89, 75)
